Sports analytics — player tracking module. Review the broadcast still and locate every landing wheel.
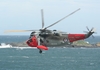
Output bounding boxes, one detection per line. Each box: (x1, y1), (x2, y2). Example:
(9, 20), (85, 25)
(39, 49), (42, 53)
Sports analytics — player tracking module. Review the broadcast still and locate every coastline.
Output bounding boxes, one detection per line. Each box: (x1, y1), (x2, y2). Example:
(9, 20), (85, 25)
(7, 40), (100, 48)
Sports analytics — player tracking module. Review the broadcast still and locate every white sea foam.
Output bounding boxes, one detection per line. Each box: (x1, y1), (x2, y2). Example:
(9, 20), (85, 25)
(22, 56), (29, 58)
(0, 43), (12, 48)
(13, 47), (37, 50)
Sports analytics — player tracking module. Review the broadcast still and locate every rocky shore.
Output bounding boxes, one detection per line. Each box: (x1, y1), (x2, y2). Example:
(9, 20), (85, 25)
(7, 40), (100, 47)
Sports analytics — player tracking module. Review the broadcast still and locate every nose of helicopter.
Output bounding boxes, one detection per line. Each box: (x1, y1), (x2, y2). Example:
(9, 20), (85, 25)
(26, 40), (35, 47)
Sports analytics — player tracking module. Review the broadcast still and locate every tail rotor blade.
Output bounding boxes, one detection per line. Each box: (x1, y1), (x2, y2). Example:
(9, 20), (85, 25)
(91, 28), (96, 38)
(86, 26), (95, 32)
(91, 27), (95, 32)
(86, 26), (90, 31)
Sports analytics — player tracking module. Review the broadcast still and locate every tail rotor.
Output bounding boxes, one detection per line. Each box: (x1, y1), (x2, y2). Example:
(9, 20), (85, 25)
(84, 26), (96, 38)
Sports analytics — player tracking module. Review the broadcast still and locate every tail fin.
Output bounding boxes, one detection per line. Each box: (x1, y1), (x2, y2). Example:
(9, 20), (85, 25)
(85, 27), (96, 38)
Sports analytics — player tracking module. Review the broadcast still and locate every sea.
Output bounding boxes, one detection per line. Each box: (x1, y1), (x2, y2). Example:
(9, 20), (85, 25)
(0, 35), (100, 70)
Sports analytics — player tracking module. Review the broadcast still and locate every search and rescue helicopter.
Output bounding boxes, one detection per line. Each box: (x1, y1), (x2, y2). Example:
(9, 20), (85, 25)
(5, 8), (96, 53)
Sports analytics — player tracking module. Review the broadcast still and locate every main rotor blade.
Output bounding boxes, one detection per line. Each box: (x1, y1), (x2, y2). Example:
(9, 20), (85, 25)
(45, 8), (80, 29)
(4, 30), (37, 33)
(41, 9), (44, 29)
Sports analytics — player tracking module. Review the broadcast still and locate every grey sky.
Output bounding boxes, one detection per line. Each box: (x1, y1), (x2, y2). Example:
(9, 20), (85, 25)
(0, 0), (100, 35)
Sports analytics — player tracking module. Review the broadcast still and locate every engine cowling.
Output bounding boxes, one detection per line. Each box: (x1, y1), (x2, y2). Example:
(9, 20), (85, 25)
(53, 30), (62, 36)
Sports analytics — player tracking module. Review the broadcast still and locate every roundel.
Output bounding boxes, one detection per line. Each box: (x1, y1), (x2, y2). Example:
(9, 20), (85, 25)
(63, 38), (68, 42)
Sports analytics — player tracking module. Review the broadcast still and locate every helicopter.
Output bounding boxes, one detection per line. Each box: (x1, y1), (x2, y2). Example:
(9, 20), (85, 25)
(5, 8), (96, 53)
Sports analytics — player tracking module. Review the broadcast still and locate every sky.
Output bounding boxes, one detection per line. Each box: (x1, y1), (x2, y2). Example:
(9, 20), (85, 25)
(0, 0), (100, 35)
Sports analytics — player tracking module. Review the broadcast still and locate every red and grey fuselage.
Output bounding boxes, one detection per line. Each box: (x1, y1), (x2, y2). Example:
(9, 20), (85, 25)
(26, 28), (95, 51)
